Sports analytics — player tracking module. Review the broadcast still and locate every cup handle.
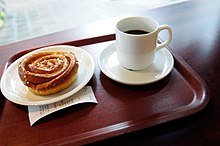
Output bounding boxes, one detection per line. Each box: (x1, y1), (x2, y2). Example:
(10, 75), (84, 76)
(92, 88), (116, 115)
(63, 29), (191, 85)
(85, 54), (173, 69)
(155, 24), (172, 50)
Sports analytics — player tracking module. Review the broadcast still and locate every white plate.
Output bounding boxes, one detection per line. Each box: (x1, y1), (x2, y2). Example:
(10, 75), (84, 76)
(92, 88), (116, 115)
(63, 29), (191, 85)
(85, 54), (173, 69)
(0, 45), (95, 106)
(98, 43), (174, 85)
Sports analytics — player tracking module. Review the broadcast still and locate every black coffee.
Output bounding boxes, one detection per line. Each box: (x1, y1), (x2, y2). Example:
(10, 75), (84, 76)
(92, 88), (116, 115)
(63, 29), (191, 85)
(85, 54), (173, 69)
(124, 30), (149, 35)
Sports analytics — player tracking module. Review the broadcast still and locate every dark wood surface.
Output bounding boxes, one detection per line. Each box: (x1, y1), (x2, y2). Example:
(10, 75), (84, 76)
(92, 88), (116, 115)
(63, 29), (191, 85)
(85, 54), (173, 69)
(0, 0), (220, 145)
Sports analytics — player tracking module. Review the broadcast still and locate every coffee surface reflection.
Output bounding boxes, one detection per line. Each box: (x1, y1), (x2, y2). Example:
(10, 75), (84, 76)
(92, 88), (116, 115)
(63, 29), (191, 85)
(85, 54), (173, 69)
(124, 30), (149, 35)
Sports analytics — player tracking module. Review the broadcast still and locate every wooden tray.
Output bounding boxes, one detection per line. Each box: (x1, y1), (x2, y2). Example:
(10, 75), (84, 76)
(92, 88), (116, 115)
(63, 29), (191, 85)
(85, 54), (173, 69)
(0, 34), (210, 146)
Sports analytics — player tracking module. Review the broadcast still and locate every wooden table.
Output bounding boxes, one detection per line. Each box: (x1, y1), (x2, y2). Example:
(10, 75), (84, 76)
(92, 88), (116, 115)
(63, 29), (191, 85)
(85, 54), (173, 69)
(0, 0), (219, 145)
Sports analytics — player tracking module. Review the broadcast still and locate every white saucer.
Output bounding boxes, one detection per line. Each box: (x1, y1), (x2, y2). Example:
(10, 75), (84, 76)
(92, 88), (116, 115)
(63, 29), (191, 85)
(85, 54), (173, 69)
(98, 43), (174, 85)
(0, 45), (95, 106)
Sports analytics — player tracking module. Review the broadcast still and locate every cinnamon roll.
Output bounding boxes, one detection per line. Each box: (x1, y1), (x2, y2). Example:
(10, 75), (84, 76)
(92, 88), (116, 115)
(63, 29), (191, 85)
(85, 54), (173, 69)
(18, 51), (79, 95)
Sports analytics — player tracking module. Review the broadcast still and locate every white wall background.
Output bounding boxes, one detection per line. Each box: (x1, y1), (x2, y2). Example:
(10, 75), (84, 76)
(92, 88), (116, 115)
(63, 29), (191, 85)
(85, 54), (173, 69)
(0, 0), (188, 46)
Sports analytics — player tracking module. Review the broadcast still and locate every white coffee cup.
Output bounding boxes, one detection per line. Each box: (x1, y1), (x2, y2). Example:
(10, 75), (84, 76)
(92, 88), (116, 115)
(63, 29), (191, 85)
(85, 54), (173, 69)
(116, 17), (172, 70)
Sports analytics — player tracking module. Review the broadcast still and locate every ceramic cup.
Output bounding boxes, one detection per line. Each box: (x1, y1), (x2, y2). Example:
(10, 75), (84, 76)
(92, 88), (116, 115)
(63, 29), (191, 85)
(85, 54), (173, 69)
(116, 17), (172, 70)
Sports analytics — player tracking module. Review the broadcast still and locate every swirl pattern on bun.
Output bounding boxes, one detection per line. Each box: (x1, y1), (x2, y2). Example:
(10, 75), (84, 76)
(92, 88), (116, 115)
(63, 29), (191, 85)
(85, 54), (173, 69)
(18, 51), (79, 95)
